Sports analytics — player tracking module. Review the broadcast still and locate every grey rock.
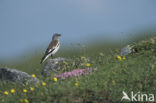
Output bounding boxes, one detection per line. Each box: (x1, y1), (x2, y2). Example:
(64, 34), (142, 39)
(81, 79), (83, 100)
(0, 68), (40, 84)
(42, 57), (67, 76)
(120, 45), (133, 56)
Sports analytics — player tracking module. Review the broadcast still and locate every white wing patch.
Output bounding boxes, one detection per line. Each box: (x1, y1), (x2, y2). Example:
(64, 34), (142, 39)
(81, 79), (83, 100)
(48, 49), (52, 53)
(52, 43), (60, 55)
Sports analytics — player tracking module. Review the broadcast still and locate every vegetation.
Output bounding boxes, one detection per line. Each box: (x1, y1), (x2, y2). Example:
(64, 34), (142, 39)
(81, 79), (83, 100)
(0, 35), (156, 103)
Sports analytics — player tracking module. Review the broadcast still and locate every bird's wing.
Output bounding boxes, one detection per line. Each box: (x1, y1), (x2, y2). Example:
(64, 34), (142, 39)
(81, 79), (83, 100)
(44, 40), (59, 56)
(40, 40), (59, 64)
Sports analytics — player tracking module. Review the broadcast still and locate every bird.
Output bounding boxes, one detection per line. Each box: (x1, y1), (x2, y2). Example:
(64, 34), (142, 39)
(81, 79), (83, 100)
(40, 33), (61, 64)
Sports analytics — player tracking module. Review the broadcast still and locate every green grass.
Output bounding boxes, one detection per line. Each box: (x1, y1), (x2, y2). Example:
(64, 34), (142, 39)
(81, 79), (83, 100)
(0, 36), (156, 103)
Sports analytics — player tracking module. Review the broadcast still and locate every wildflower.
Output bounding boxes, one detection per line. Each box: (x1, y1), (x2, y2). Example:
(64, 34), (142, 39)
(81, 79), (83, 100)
(53, 77), (57, 82)
(99, 52), (104, 56)
(24, 99), (29, 103)
(3, 91), (8, 95)
(86, 63), (90, 67)
(31, 74), (36, 78)
(23, 89), (27, 93)
(30, 87), (34, 91)
(10, 89), (15, 93)
(56, 68), (93, 79)
(122, 56), (126, 60)
(116, 55), (122, 60)
(94, 68), (97, 71)
(74, 82), (78, 86)
(81, 56), (86, 59)
(42, 82), (46, 86)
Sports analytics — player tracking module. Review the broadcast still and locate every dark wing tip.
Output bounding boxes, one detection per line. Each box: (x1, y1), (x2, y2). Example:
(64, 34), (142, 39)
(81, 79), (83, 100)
(40, 60), (43, 64)
(40, 55), (46, 64)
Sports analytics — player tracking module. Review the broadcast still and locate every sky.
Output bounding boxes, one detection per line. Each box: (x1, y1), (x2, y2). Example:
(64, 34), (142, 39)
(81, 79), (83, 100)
(0, 0), (156, 59)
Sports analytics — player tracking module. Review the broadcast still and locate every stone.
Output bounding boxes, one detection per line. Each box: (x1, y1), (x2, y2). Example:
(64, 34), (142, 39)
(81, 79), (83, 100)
(0, 68), (40, 84)
(120, 45), (133, 56)
(42, 57), (67, 76)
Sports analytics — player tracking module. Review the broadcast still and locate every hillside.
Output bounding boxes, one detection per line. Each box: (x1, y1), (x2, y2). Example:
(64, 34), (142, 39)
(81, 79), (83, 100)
(0, 36), (156, 103)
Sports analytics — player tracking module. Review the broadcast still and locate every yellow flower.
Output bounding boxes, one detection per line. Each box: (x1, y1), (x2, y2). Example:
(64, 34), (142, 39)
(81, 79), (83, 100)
(122, 57), (126, 60)
(86, 63), (90, 67)
(53, 77), (57, 82)
(10, 89), (15, 93)
(31, 74), (36, 78)
(42, 82), (46, 86)
(74, 82), (78, 86)
(24, 99), (29, 103)
(116, 55), (122, 60)
(23, 89), (27, 93)
(81, 56), (86, 59)
(30, 87), (34, 91)
(99, 52), (104, 56)
(3, 91), (8, 95)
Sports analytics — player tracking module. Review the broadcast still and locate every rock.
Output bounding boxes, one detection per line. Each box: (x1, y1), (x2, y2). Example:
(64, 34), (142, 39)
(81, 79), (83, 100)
(0, 68), (40, 84)
(120, 45), (133, 56)
(42, 57), (67, 76)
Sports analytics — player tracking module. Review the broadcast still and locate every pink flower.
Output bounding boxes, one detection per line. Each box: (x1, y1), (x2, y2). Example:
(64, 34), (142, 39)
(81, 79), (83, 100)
(56, 68), (94, 79)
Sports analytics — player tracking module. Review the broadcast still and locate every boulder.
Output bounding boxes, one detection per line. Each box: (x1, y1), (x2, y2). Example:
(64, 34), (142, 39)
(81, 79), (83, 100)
(42, 57), (66, 76)
(0, 68), (39, 84)
(120, 45), (133, 56)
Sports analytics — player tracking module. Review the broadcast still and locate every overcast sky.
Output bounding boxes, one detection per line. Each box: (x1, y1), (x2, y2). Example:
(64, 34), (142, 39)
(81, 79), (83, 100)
(0, 0), (156, 59)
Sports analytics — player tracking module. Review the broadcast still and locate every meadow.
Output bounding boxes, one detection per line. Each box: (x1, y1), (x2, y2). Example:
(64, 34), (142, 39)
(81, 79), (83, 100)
(0, 35), (156, 103)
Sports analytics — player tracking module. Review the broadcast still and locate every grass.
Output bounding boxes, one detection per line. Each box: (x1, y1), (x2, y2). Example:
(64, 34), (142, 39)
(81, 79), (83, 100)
(0, 35), (156, 103)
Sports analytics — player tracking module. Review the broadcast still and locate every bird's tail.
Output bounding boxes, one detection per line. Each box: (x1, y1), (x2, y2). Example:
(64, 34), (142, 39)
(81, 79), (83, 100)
(40, 55), (46, 64)
(40, 54), (51, 64)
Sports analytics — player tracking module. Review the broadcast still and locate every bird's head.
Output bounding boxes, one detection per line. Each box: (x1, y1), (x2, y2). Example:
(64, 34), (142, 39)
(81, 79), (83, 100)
(52, 33), (61, 40)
